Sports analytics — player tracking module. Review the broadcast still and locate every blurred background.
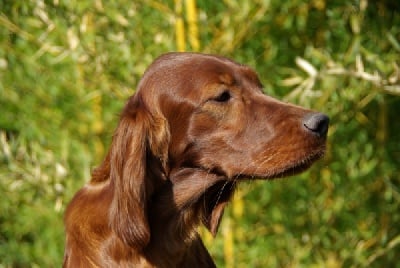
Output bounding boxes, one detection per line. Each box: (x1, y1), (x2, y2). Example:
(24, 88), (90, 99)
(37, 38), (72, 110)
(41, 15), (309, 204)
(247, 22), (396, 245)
(1, 0), (399, 267)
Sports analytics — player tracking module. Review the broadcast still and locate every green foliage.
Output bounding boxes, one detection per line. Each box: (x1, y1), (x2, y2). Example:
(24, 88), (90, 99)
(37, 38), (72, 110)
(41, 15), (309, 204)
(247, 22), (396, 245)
(1, 0), (399, 267)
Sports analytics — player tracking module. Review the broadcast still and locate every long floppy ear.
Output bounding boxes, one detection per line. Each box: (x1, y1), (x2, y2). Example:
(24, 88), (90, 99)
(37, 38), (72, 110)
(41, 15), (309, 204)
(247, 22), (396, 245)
(108, 95), (169, 249)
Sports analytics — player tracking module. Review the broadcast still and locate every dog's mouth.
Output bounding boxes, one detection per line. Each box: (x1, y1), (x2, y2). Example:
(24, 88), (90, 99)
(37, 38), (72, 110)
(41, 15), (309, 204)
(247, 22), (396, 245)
(236, 148), (326, 181)
(271, 161), (315, 179)
(269, 151), (325, 179)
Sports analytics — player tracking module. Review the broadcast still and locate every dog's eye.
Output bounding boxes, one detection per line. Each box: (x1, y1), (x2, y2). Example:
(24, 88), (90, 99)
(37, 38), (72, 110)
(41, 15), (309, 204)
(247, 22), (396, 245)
(213, 90), (231, 103)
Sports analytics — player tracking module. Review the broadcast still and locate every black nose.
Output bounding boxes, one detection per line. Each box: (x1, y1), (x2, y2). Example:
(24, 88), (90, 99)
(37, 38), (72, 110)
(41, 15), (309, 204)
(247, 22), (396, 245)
(303, 113), (329, 137)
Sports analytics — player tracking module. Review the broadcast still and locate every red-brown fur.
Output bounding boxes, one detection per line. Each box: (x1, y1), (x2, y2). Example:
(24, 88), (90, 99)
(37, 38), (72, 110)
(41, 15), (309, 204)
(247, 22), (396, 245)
(64, 53), (329, 267)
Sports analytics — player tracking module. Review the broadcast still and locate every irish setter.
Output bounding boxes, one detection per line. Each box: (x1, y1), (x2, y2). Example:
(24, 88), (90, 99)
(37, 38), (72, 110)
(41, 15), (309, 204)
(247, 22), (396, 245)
(63, 52), (329, 267)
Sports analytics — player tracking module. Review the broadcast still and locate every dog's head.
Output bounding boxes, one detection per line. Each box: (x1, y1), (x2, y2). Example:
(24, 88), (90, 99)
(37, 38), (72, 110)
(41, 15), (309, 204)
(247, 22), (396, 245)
(103, 52), (329, 248)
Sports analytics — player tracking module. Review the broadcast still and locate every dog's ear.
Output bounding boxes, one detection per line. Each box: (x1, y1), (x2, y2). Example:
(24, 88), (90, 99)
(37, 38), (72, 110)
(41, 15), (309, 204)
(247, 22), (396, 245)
(108, 95), (169, 249)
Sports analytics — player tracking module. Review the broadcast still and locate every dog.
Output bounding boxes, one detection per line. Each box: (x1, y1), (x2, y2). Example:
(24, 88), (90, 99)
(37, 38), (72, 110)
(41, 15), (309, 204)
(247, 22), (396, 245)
(63, 52), (329, 267)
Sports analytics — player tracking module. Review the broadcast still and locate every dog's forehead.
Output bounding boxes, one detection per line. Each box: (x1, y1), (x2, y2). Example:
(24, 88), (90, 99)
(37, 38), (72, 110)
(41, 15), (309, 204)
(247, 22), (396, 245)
(139, 53), (263, 102)
(178, 55), (260, 88)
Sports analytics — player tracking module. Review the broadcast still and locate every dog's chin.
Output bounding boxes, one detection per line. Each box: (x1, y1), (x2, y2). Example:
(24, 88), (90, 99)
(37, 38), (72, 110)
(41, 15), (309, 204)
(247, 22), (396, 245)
(237, 150), (325, 181)
(266, 150), (325, 180)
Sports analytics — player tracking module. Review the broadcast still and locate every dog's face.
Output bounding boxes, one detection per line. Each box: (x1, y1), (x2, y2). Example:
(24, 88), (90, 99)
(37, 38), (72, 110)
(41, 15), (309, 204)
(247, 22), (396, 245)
(137, 53), (328, 181)
(102, 52), (329, 248)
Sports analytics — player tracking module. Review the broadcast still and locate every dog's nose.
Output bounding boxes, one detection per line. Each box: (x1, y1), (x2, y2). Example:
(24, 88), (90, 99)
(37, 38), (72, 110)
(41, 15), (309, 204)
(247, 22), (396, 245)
(303, 113), (330, 137)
